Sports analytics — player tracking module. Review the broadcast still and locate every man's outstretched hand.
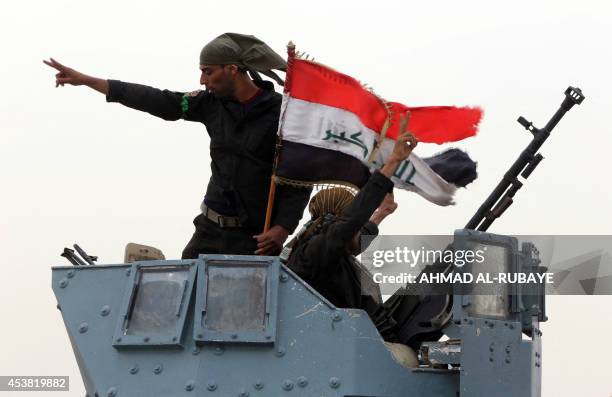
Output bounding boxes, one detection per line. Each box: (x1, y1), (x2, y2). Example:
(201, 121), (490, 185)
(388, 112), (418, 163)
(43, 58), (109, 94)
(380, 112), (418, 178)
(44, 58), (87, 87)
(253, 225), (290, 256)
(370, 193), (398, 226)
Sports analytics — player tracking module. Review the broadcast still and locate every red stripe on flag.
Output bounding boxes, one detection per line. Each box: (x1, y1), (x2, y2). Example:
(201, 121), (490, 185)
(387, 103), (483, 144)
(288, 58), (482, 144)
(290, 59), (388, 133)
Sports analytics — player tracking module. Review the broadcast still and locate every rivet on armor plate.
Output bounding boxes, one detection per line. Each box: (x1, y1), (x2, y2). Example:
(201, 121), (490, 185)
(100, 305), (111, 317)
(185, 381), (195, 391)
(282, 380), (294, 391)
(297, 376), (308, 387)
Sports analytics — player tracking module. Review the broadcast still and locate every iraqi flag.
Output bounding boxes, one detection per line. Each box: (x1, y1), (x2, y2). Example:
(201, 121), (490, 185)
(275, 52), (482, 206)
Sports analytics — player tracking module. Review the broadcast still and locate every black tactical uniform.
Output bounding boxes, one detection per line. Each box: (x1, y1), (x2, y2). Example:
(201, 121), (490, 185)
(286, 171), (393, 320)
(106, 79), (310, 258)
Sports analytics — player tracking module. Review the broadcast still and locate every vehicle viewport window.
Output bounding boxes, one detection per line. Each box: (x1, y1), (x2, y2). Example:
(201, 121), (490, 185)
(205, 266), (267, 332)
(126, 267), (190, 336)
(194, 256), (280, 344)
(113, 260), (198, 348)
(467, 243), (511, 319)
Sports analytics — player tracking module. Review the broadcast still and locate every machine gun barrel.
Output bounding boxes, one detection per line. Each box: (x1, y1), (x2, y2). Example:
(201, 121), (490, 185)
(61, 247), (88, 266)
(73, 244), (97, 265)
(60, 244), (98, 266)
(465, 86), (584, 231)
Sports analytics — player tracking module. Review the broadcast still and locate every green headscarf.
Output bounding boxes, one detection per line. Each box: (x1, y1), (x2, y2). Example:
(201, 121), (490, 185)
(200, 33), (287, 86)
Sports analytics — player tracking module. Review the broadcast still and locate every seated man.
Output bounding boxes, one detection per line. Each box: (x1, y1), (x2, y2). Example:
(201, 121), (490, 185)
(285, 127), (417, 338)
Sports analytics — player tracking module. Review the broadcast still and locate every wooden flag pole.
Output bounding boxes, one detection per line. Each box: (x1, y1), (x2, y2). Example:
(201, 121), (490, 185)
(263, 177), (277, 233)
(263, 41), (296, 233)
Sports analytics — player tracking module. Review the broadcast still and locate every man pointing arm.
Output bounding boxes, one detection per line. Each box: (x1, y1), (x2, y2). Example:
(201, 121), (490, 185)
(44, 33), (310, 257)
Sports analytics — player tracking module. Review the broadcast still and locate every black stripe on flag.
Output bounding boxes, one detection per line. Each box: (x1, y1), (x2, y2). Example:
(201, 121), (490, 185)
(276, 140), (371, 187)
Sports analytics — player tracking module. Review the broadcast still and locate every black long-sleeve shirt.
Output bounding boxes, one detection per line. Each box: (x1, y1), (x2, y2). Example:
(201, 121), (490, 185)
(287, 170), (394, 316)
(106, 79), (310, 232)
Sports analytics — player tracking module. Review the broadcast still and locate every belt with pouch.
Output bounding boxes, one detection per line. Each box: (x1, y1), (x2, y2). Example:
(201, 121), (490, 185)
(200, 204), (242, 228)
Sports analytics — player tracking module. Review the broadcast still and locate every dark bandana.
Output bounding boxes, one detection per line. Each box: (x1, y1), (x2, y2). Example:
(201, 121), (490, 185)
(200, 32), (287, 86)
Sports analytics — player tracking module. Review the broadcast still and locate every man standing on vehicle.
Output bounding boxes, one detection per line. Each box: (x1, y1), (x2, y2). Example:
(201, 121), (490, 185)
(44, 33), (310, 258)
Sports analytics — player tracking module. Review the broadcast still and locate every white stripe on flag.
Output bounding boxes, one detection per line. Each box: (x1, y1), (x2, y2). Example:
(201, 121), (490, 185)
(281, 96), (378, 162)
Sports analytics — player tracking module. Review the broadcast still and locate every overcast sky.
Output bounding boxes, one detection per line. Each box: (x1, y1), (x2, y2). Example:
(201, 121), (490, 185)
(1, 0), (611, 395)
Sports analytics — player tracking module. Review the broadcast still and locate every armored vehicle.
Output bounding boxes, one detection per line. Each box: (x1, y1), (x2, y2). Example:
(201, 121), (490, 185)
(52, 87), (584, 397)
